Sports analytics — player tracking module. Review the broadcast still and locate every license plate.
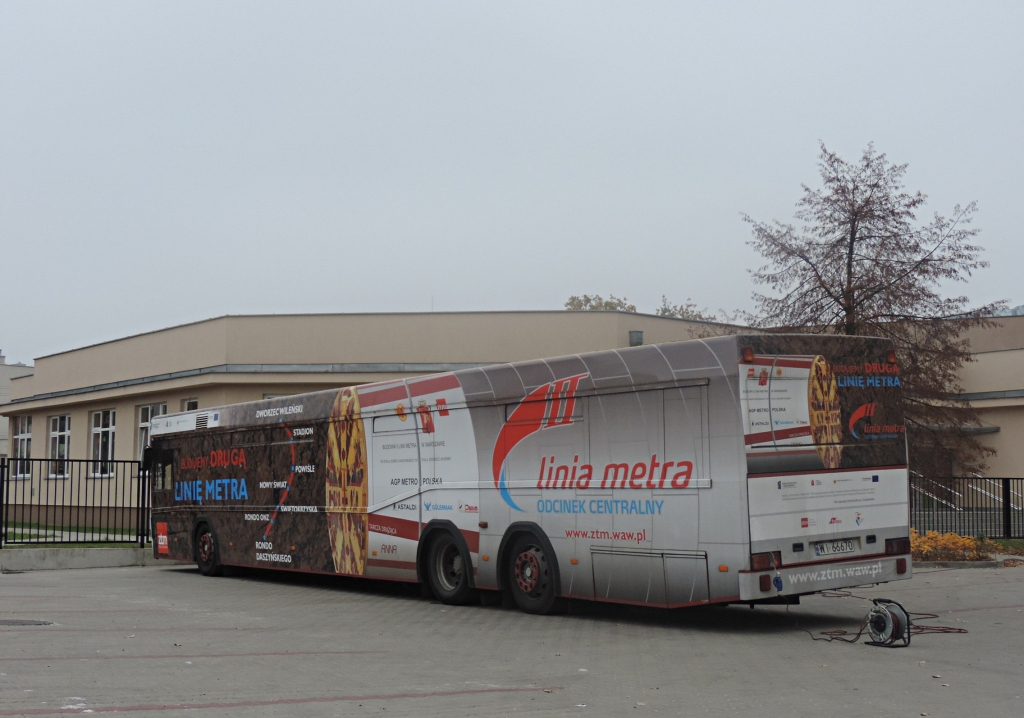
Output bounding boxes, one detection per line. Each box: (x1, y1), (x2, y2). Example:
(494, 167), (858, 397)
(814, 539), (858, 557)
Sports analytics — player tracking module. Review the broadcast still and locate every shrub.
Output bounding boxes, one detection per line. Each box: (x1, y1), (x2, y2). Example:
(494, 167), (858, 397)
(910, 528), (999, 561)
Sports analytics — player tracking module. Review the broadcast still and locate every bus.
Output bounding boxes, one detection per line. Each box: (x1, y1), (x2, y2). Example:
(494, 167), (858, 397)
(146, 333), (912, 614)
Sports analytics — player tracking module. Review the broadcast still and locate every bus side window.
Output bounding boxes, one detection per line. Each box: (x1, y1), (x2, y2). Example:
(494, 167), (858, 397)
(155, 460), (173, 491)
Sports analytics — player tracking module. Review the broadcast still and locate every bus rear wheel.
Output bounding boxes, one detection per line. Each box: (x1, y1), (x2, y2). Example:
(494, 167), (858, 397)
(507, 534), (564, 614)
(195, 523), (223, 577)
(426, 532), (474, 605)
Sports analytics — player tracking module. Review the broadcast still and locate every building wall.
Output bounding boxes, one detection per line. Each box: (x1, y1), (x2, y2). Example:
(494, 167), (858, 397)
(0, 354), (34, 458)
(3, 311), (727, 463)
(3, 383), (346, 464)
(971, 405), (1024, 477)
(11, 311), (724, 401)
(957, 317), (1024, 476)
(5, 312), (1024, 477)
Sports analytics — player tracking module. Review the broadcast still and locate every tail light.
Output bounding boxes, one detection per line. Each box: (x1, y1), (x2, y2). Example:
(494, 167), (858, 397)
(887, 349), (898, 364)
(758, 574), (772, 592)
(896, 558), (907, 574)
(885, 537), (911, 555)
(750, 551), (781, 571)
(741, 346), (755, 363)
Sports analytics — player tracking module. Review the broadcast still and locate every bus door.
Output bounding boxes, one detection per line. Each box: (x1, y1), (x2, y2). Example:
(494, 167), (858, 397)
(407, 374), (481, 560)
(589, 390), (665, 605)
(367, 412), (422, 575)
(659, 384), (710, 606)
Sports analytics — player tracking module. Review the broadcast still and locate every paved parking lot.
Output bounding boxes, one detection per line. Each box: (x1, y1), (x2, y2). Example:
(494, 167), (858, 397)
(1, 562), (1021, 717)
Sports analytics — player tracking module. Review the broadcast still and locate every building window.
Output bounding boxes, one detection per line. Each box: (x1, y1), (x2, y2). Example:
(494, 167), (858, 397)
(138, 403), (167, 460)
(182, 398), (198, 412)
(48, 415), (71, 478)
(91, 409), (116, 476)
(12, 416), (32, 478)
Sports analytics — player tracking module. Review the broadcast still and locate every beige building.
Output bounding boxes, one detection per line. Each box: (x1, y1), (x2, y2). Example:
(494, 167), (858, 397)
(957, 315), (1024, 477)
(0, 312), (725, 467)
(0, 351), (34, 459)
(2, 310), (1021, 477)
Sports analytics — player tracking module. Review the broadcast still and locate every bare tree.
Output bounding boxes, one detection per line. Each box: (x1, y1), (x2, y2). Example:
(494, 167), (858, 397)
(745, 142), (1004, 476)
(564, 293), (722, 321)
(656, 295), (720, 322)
(564, 294), (637, 312)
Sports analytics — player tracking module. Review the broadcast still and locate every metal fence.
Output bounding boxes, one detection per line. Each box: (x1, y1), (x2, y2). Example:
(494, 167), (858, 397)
(1, 458), (1019, 545)
(0, 458), (148, 547)
(910, 476), (1023, 539)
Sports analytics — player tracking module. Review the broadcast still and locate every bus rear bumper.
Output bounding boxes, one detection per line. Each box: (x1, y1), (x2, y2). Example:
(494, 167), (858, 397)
(738, 554), (911, 601)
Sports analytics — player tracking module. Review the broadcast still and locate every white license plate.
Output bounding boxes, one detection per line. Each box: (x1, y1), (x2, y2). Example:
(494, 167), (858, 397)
(814, 539), (858, 557)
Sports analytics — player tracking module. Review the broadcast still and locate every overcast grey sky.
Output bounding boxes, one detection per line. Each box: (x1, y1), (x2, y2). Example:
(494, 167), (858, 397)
(1, 1), (1021, 364)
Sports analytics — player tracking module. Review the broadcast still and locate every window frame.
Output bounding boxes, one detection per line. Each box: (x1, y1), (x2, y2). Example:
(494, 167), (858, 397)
(137, 403), (167, 461)
(90, 409), (116, 477)
(48, 414), (71, 479)
(11, 415), (32, 479)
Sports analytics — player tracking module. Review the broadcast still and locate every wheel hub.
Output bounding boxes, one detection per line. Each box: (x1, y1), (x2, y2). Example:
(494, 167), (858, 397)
(198, 533), (213, 562)
(436, 543), (464, 591)
(515, 549), (542, 594)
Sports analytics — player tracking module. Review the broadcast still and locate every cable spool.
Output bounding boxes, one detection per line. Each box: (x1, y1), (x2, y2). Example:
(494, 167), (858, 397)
(796, 592), (968, 646)
(866, 599), (910, 647)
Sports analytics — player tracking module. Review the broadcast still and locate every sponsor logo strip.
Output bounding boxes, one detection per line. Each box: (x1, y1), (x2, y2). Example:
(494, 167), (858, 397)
(744, 426), (813, 445)
(748, 464), (907, 479)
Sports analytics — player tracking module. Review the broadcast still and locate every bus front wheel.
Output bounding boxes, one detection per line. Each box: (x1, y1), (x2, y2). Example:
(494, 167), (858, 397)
(426, 532), (474, 605)
(507, 534), (564, 615)
(195, 523), (223, 577)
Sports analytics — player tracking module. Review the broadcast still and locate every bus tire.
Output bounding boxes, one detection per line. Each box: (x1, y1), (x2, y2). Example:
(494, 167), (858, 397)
(426, 532), (474, 605)
(194, 522), (223, 577)
(507, 534), (564, 615)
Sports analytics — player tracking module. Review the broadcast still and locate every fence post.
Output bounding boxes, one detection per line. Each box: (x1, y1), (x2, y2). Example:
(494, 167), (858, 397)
(1004, 478), (1012, 540)
(138, 462), (148, 549)
(1, 458), (6, 549)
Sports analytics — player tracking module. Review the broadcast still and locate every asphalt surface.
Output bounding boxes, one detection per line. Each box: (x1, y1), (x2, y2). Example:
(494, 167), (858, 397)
(1, 562), (1021, 717)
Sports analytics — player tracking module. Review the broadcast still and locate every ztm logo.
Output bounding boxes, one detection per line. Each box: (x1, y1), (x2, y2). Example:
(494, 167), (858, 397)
(849, 403), (877, 439)
(491, 373), (589, 511)
(156, 522), (169, 555)
(801, 517), (809, 528)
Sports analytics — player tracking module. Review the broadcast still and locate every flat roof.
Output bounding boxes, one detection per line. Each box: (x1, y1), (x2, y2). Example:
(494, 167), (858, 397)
(35, 310), (732, 360)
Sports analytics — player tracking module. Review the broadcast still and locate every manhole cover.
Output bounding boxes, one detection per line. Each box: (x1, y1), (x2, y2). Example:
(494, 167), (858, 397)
(0, 619), (53, 626)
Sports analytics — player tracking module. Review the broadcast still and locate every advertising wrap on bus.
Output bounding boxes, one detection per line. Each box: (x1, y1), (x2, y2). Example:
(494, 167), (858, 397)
(149, 333), (911, 611)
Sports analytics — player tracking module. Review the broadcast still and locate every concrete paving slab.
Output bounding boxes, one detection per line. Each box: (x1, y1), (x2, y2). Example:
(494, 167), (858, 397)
(0, 562), (1021, 717)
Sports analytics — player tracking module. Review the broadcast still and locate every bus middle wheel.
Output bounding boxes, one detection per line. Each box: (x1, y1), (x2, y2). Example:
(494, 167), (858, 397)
(426, 532), (474, 605)
(506, 534), (564, 615)
(195, 523), (223, 577)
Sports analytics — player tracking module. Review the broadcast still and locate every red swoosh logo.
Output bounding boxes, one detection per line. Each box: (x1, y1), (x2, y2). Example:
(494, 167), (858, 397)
(848, 403), (876, 439)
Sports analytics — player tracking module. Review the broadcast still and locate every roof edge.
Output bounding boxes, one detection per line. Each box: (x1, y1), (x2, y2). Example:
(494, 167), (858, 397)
(34, 311), (747, 361)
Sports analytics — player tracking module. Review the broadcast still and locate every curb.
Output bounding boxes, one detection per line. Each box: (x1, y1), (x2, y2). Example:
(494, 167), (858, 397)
(914, 560), (1003, 569)
(0, 547), (190, 572)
